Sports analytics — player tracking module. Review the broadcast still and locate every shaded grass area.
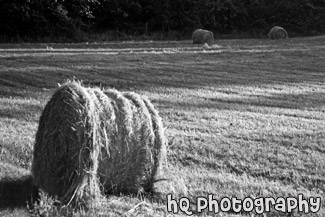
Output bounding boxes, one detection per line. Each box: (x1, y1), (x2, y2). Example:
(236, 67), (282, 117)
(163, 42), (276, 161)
(0, 162), (38, 209)
(0, 37), (325, 216)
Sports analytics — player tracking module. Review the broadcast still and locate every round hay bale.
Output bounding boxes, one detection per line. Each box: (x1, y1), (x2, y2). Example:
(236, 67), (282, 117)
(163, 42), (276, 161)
(192, 29), (214, 45)
(268, 26), (288, 39)
(32, 82), (167, 207)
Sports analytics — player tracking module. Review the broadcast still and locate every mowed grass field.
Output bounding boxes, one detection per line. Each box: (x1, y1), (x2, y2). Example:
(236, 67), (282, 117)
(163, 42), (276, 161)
(0, 36), (325, 216)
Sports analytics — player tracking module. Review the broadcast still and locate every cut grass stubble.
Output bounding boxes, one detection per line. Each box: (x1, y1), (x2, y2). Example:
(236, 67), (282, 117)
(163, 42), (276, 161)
(1, 37), (325, 216)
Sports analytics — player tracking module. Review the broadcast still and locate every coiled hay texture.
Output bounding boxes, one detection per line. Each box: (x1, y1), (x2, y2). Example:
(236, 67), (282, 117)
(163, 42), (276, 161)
(98, 90), (167, 195)
(32, 82), (167, 207)
(192, 29), (214, 45)
(268, 26), (288, 39)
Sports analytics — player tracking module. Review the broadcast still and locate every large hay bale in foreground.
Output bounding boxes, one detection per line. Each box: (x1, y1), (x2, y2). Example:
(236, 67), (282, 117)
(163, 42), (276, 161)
(268, 26), (288, 39)
(32, 82), (167, 207)
(192, 29), (214, 45)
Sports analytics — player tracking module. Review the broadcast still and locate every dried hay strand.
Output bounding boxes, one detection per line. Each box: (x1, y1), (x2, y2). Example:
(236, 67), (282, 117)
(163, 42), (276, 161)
(32, 82), (167, 207)
(268, 26), (288, 39)
(192, 29), (214, 45)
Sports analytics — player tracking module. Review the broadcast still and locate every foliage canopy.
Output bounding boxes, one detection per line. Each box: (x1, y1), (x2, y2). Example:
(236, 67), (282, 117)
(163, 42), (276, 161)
(0, 0), (324, 41)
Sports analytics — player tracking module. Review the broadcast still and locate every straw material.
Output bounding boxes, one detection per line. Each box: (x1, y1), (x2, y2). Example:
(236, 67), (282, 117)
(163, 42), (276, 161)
(32, 82), (167, 207)
(98, 91), (155, 194)
(268, 26), (288, 39)
(192, 29), (214, 45)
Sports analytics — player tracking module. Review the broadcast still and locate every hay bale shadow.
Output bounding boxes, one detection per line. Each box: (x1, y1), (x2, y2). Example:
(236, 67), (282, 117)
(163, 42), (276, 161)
(0, 163), (39, 210)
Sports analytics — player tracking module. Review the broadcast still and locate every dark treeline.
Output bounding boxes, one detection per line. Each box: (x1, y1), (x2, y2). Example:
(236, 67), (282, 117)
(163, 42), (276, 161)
(0, 0), (325, 41)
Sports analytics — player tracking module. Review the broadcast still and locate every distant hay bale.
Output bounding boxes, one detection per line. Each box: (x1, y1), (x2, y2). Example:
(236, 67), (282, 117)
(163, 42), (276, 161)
(268, 26), (288, 39)
(32, 82), (167, 208)
(192, 29), (214, 45)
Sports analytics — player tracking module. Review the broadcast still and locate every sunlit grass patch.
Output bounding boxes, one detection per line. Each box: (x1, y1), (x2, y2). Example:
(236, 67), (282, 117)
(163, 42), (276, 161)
(0, 37), (325, 216)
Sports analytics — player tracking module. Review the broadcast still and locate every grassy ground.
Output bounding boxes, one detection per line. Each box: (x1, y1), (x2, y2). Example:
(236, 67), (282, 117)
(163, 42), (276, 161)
(0, 36), (325, 216)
